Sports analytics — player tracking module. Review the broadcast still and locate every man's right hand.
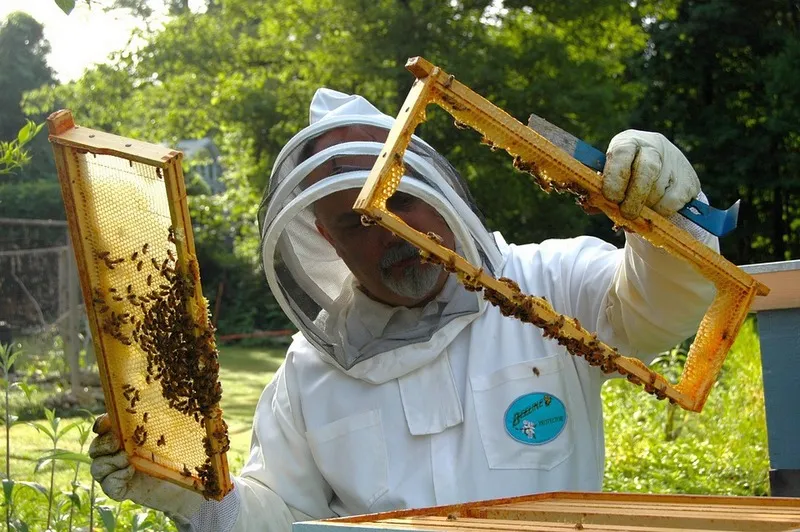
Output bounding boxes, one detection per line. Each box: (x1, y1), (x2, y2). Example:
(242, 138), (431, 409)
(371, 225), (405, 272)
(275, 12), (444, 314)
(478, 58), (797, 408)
(89, 413), (205, 519)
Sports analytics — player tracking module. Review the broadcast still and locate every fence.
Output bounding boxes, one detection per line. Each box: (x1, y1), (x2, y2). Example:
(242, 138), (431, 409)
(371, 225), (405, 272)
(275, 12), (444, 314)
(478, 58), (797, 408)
(0, 217), (86, 397)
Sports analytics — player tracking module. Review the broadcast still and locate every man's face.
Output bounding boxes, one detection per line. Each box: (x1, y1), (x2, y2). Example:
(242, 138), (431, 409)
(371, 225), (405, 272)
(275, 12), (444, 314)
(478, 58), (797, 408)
(308, 127), (456, 308)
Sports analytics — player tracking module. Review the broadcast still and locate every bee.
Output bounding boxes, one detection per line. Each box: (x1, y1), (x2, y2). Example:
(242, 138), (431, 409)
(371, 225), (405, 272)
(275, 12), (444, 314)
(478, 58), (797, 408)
(167, 249), (176, 262)
(109, 287), (117, 293)
(156, 168), (164, 180)
(126, 407), (137, 414)
(131, 251), (139, 261)
(181, 464), (192, 477)
(137, 260), (144, 271)
(168, 226), (176, 243)
(157, 435), (166, 446)
(426, 231), (444, 245)
(98, 251), (110, 259)
(126, 284), (132, 294)
(143, 412), (149, 423)
(532, 367), (540, 377)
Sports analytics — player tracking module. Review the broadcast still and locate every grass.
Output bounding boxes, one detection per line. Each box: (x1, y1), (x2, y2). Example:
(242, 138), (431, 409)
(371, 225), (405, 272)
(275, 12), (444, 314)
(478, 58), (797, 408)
(217, 345), (286, 465)
(2, 344), (285, 467)
(1, 342), (286, 530)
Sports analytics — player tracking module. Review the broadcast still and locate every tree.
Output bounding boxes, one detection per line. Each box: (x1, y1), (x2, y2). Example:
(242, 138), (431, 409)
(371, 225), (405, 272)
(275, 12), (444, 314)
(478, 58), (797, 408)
(631, 0), (800, 263)
(0, 12), (57, 182)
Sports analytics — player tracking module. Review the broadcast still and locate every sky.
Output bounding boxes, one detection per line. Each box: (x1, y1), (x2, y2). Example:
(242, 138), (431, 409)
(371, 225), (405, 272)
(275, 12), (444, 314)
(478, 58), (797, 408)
(0, 1), (160, 83)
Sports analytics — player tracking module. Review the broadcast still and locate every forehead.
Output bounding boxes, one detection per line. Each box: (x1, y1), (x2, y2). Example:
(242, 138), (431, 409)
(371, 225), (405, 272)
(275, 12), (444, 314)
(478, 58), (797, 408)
(302, 124), (389, 190)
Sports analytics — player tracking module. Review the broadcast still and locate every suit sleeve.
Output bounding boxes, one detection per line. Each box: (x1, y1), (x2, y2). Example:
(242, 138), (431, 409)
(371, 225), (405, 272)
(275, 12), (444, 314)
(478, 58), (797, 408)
(598, 226), (718, 362)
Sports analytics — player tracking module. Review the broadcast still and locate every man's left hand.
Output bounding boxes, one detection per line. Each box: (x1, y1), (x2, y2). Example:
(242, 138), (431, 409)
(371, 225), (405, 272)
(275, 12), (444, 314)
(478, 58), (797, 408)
(602, 130), (701, 220)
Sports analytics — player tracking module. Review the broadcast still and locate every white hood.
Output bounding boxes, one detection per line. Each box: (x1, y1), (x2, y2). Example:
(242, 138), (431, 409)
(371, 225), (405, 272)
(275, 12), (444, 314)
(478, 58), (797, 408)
(258, 88), (504, 380)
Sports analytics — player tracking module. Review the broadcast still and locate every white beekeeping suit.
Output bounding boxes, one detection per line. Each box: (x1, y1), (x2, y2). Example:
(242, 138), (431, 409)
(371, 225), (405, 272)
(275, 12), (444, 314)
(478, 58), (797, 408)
(224, 89), (717, 530)
(88, 87), (719, 532)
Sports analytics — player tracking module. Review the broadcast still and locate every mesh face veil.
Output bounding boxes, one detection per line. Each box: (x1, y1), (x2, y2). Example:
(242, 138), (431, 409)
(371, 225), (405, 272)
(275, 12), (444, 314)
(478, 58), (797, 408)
(258, 89), (503, 370)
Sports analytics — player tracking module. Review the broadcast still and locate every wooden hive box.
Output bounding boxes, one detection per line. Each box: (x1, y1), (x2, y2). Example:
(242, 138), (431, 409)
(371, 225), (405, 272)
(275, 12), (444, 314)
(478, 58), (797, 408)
(294, 492), (800, 531)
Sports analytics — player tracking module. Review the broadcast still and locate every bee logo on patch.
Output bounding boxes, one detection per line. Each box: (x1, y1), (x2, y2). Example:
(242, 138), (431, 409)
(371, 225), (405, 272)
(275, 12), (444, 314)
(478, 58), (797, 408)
(544, 395), (552, 406)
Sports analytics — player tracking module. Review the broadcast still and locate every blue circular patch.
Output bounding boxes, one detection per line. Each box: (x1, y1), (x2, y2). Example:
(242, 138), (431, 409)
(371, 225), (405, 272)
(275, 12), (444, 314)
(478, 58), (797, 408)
(504, 392), (567, 445)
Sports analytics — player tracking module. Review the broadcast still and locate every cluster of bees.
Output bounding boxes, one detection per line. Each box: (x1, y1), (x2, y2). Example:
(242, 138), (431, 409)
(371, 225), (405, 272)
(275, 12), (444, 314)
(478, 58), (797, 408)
(418, 234), (674, 403)
(92, 228), (229, 499)
(511, 154), (595, 213)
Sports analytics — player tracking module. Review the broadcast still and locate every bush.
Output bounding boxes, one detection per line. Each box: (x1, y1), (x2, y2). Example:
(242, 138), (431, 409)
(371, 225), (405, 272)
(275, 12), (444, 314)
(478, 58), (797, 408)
(603, 318), (769, 495)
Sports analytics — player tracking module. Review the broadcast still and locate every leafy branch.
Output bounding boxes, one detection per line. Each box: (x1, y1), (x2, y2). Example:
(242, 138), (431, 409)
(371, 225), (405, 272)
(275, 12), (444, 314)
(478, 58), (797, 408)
(0, 121), (44, 176)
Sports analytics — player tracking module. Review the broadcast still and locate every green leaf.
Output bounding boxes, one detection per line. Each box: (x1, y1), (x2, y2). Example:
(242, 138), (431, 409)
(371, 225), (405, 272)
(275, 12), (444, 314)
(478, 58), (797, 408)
(34, 458), (53, 473)
(2, 478), (14, 503)
(37, 449), (92, 466)
(98, 505), (117, 531)
(14, 481), (48, 498)
(66, 491), (81, 509)
(57, 420), (83, 439)
(54, 0), (76, 15)
(29, 422), (55, 441)
(16, 123), (31, 145)
(131, 512), (151, 531)
(9, 519), (29, 532)
(12, 382), (38, 402)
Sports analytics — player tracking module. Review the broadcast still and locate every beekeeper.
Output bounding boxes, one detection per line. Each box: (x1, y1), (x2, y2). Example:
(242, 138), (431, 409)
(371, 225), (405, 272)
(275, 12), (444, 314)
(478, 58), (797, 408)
(89, 88), (718, 531)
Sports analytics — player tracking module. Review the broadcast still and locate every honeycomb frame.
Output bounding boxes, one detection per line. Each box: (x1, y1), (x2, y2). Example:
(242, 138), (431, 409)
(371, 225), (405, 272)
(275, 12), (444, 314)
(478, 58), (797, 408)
(47, 110), (232, 499)
(354, 57), (770, 412)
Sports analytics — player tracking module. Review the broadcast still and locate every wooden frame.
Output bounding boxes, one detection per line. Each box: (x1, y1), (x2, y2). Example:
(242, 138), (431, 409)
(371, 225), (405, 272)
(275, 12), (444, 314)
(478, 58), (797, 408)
(354, 57), (769, 412)
(295, 491), (800, 531)
(47, 110), (232, 499)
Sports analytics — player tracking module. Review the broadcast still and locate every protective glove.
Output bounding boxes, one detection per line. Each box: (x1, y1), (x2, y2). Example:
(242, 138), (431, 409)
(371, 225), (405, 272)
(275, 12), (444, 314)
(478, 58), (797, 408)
(602, 130), (701, 220)
(89, 414), (205, 520)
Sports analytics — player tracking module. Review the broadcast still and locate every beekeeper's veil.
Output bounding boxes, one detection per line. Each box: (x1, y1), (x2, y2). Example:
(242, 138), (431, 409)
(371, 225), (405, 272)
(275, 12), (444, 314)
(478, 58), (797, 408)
(258, 88), (503, 373)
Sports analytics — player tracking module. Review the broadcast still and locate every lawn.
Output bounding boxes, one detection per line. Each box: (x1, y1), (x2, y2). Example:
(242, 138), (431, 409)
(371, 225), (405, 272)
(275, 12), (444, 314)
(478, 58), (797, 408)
(1, 342), (286, 530)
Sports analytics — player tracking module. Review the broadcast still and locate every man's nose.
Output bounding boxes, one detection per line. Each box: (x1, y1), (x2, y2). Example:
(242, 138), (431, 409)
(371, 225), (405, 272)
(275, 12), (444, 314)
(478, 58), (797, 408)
(377, 224), (403, 248)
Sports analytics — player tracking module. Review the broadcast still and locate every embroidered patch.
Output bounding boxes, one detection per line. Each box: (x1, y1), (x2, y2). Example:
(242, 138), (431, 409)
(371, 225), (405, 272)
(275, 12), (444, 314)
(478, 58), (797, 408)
(504, 392), (567, 445)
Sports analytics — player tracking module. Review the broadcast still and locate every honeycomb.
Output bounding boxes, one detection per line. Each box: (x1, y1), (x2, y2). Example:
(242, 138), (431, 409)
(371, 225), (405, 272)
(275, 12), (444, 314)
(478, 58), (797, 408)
(354, 57), (769, 412)
(47, 110), (231, 499)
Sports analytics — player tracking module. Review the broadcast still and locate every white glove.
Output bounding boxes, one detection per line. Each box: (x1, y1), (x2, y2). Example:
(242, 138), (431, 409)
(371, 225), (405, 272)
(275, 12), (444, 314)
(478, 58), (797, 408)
(603, 130), (701, 219)
(89, 414), (205, 520)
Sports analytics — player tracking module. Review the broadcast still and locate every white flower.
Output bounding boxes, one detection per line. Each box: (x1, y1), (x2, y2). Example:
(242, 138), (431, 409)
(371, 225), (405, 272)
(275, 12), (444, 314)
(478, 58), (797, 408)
(522, 419), (536, 439)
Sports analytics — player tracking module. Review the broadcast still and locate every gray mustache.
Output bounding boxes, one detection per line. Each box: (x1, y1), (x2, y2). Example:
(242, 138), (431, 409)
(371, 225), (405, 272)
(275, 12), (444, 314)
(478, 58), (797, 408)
(380, 241), (420, 270)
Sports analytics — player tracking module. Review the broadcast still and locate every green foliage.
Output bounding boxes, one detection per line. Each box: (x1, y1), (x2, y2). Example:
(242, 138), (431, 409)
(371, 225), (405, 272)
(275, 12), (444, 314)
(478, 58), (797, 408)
(0, 179), (65, 221)
(23, 0), (655, 248)
(0, 12), (57, 183)
(0, 121), (44, 176)
(603, 318), (769, 495)
(54, 0), (77, 16)
(631, 0), (800, 263)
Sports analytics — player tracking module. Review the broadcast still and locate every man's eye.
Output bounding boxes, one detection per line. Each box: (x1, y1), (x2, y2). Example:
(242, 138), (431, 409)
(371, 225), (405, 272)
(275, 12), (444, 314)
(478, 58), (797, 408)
(339, 216), (365, 229)
(387, 193), (416, 211)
